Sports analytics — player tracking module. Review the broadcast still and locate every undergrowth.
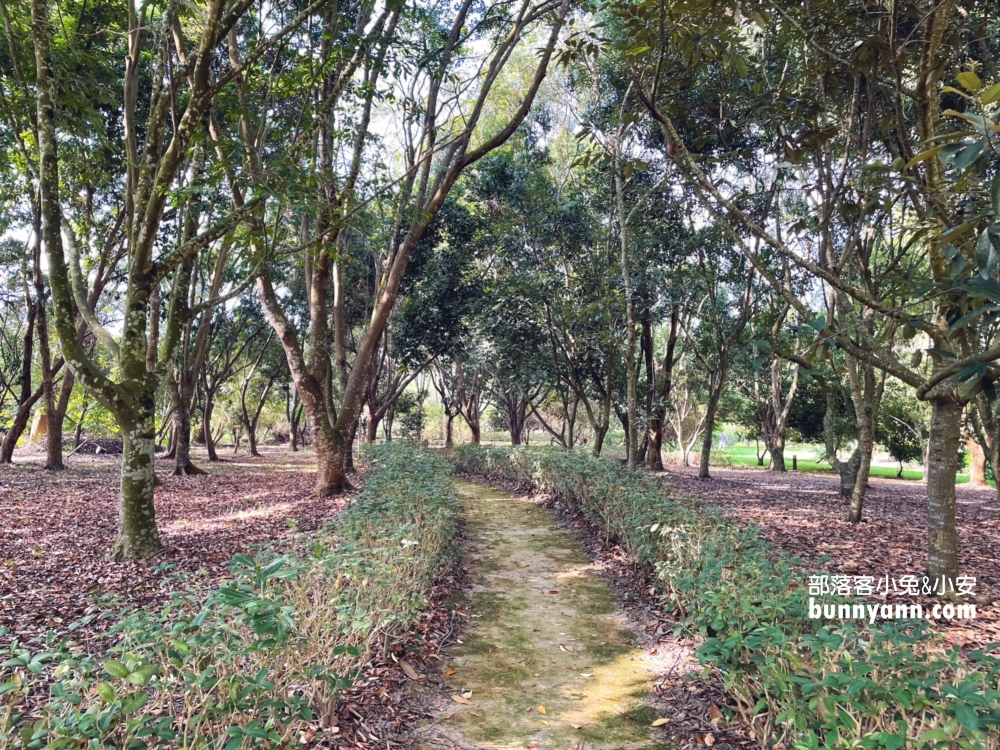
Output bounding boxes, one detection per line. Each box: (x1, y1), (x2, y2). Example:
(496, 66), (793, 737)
(0, 443), (457, 749)
(453, 444), (1000, 750)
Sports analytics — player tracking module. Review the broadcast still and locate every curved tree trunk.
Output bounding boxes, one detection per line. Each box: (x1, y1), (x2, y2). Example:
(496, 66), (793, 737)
(0, 385), (43, 464)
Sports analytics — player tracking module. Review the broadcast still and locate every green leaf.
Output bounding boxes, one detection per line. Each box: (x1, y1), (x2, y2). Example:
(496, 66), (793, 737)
(127, 665), (159, 686)
(981, 81), (1000, 105)
(949, 304), (997, 330)
(904, 145), (945, 169)
(953, 140), (986, 171)
(104, 660), (129, 679)
(121, 691), (149, 714)
(957, 71), (983, 91)
(977, 230), (1000, 278)
(96, 682), (117, 703)
(960, 377), (983, 402)
(955, 702), (980, 731)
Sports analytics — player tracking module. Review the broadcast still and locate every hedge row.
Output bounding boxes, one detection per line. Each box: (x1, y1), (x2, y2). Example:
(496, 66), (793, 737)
(453, 444), (1000, 750)
(0, 443), (458, 749)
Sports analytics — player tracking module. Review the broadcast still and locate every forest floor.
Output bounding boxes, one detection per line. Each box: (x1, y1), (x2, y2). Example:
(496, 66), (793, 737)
(0, 446), (345, 647)
(416, 480), (680, 750)
(666, 466), (1000, 650)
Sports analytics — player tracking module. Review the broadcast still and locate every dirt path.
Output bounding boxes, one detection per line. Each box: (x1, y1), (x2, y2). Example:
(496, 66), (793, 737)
(417, 480), (673, 750)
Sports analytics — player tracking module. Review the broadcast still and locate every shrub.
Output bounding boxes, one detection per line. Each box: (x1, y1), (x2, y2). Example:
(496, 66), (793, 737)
(453, 445), (1000, 750)
(0, 443), (457, 749)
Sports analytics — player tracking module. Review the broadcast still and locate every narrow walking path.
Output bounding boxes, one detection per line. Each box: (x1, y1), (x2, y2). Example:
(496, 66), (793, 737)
(418, 480), (673, 750)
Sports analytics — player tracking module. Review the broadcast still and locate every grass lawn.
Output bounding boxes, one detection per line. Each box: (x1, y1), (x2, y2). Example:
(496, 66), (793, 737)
(471, 430), (985, 486)
(717, 443), (977, 484)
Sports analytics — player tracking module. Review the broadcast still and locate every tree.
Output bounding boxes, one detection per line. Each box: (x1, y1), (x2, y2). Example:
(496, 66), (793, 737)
(620, 0), (1000, 581)
(253, 0), (570, 494)
(27, 0), (319, 559)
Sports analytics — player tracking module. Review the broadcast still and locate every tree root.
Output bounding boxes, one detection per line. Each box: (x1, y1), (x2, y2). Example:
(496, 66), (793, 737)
(108, 537), (165, 562)
(171, 461), (209, 476)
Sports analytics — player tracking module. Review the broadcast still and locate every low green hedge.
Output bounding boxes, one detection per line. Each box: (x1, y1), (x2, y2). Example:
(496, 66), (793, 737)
(1, 443), (458, 749)
(453, 444), (1000, 750)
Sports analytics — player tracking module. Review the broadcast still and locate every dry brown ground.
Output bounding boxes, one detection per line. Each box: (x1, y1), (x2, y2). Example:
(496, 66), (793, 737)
(665, 465), (1000, 649)
(0, 446), (346, 646)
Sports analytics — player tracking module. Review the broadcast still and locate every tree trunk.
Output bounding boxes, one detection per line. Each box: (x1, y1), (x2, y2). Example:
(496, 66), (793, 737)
(445, 413), (454, 446)
(966, 436), (986, 486)
(0, 385), (44, 463)
(172, 403), (206, 475)
(74, 410), (84, 448)
(46, 404), (64, 469)
(367, 413), (380, 443)
(204, 394), (219, 461)
(926, 398), (961, 585)
(247, 420), (259, 457)
(698, 387), (723, 479)
(110, 412), (163, 561)
(592, 423), (608, 457)
(343, 421), (357, 473)
(848, 421), (874, 523)
(619, 411), (629, 463)
(646, 421), (664, 471)
(769, 439), (786, 471)
(469, 417), (481, 445)
(46, 371), (74, 470)
(989, 443), (1000, 504)
(313, 424), (348, 496)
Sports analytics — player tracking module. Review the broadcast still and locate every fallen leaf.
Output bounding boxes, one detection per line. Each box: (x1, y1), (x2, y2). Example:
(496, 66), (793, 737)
(708, 704), (723, 724)
(651, 717), (670, 727)
(537, 705), (546, 714)
(399, 661), (421, 680)
(451, 695), (472, 705)
(704, 733), (715, 746)
(445, 669), (456, 676)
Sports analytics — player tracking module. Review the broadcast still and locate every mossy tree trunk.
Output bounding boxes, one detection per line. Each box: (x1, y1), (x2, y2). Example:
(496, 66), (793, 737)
(31, 0), (260, 559)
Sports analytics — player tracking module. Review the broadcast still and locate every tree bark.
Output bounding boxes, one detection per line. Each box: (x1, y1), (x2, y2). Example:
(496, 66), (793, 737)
(110, 410), (162, 561)
(171, 401), (206, 475)
(646, 304), (680, 471)
(769, 439), (786, 472)
(926, 397), (961, 584)
(0, 384), (43, 463)
(367, 412), (381, 443)
(698, 385), (724, 479)
(966, 435), (986, 486)
(848, 420), (874, 523)
(204, 392), (219, 461)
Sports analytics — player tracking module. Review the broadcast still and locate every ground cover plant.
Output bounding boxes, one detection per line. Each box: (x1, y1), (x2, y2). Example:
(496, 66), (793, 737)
(454, 444), (1000, 750)
(0, 444), (458, 749)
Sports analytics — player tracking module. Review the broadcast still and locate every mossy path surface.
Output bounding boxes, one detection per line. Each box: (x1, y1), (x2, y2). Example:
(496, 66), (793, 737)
(418, 480), (672, 750)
